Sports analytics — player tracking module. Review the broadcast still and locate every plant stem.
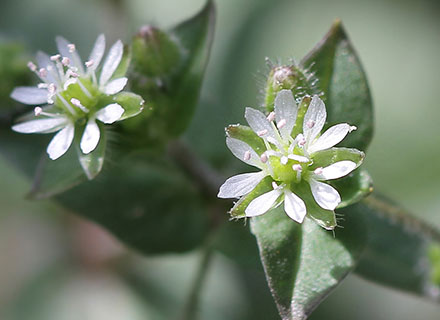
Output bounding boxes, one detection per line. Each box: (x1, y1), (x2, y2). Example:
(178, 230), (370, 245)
(179, 240), (215, 320)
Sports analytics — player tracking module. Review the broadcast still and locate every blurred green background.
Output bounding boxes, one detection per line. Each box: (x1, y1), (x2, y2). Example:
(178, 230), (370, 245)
(1, 0), (440, 319)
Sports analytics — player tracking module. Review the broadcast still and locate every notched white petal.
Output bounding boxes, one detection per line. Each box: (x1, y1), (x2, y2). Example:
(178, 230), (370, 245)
(11, 87), (49, 105)
(309, 179), (341, 211)
(12, 117), (67, 133)
(283, 189), (307, 223)
(303, 95), (326, 143)
(95, 103), (124, 124)
(226, 137), (264, 169)
(104, 77), (127, 95)
(274, 89), (297, 139)
(244, 107), (276, 140)
(47, 124), (74, 160)
(99, 40), (123, 86)
(80, 119), (100, 154)
(317, 160), (357, 180)
(245, 188), (282, 217)
(88, 34), (106, 71)
(308, 123), (352, 154)
(218, 171), (267, 198)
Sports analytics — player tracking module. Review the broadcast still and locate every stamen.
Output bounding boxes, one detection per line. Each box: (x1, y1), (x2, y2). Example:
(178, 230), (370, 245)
(77, 79), (93, 98)
(34, 107), (43, 116)
(277, 118), (287, 129)
(243, 150), (251, 161)
(85, 60), (94, 68)
(70, 98), (89, 113)
(27, 62), (37, 72)
(349, 125), (357, 132)
(48, 83), (57, 94)
(257, 129), (268, 137)
(67, 44), (76, 53)
(61, 57), (70, 66)
(272, 181), (278, 189)
(57, 94), (77, 116)
(280, 156), (288, 165)
(267, 112), (275, 122)
(296, 134), (306, 147)
(39, 68), (48, 78)
(260, 152), (268, 163)
(292, 164), (302, 172)
(314, 167), (323, 175)
(50, 54), (61, 61)
(63, 78), (78, 90)
(306, 120), (315, 128)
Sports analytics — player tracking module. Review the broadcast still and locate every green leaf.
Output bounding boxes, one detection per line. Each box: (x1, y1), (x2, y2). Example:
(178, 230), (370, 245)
(301, 20), (373, 151)
(113, 92), (146, 121)
(251, 205), (366, 320)
(226, 124), (266, 156)
(352, 194), (440, 301)
(76, 123), (107, 180)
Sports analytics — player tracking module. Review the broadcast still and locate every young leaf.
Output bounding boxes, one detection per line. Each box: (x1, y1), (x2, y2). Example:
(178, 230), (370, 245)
(251, 205), (366, 320)
(301, 20), (373, 152)
(350, 194), (440, 301)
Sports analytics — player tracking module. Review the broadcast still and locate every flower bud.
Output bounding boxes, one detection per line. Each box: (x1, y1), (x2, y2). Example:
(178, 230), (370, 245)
(132, 26), (182, 78)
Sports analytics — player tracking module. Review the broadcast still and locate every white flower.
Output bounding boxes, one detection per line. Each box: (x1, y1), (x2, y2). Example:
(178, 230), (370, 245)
(11, 35), (142, 160)
(218, 90), (363, 226)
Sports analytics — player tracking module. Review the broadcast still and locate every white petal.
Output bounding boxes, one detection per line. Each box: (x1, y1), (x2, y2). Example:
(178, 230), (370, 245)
(308, 123), (352, 154)
(283, 189), (307, 223)
(315, 161), (357, 180)
(11, 87), (48, 105)
(80, 118), (100, 154)
(88, 34), (106, 71)
(99, 40), (123, 86)
(309, 179), (341, 210)
(95, 103), (124, 124)
(36, 51), (59, 84)
(244, 107), (276, 141)
(303, 95), (326, 144)
(55, 36), (84, 74)
(274, 89), (297, 139)
(12, 117), (67, 133)
(46, 124), (74, 160)
(226, 137), (264, 169)
(245, 188), (282, 217)
(104, 77), (127, 95)
(218, 171), (267, 198)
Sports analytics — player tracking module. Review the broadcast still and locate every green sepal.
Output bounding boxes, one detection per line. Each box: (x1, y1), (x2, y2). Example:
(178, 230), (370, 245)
(230, 175), (272, 218)
(112, 43), (132, 79)
(226, 124), (266, 156)
(113, 92), (146, 121)
(291, 96), (311, 138)
(311, 147), (365, 169)
(428, 244), (440, 286)
(251, 205), (365, 320)
(76, 122), (107, 180)
(301, 20), (373, 151)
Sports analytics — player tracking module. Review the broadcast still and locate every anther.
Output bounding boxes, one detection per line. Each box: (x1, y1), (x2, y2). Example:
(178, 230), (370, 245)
(243, 151), (251, 161)
(260, 152), (268, 163)
(70, 98), (89, 113)
(257, 129), (268, 137)
(272, 181), (278, 189)
(314, 167), (323, 175)
(296, 134), (306, 147)
(280, 156), (288, 165)
(277, 118), (287, 129)
(292, 164), (302, 172)
(61, 57), (70, 66)
(85, 60), (94, 68)
(306, 120), (315, 128)
(349, 125), (357, 132)
(267, 112), (275, 122)
(39, 68), (48, 78)
(27, 62), (37, 72)
(48, 83), (56, 94)
(50, 54), (61, 61)
(67, 44), (76, 53)
(34, 107), (43, 116)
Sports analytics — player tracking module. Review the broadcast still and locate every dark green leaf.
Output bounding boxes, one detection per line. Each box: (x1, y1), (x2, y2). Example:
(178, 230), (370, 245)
(251, 206), (366, 320)
(352, 194), (440, 301)
(301, 20), (373, 151)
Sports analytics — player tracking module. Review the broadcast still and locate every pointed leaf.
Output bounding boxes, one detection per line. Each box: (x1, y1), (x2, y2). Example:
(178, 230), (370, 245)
(301, 20), (373, 151)
(251, 205), (365, 320)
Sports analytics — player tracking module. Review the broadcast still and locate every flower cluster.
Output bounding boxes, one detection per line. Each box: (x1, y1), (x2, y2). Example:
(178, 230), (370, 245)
(11, 35), (144, 166)
(218, 90), (364, 229)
